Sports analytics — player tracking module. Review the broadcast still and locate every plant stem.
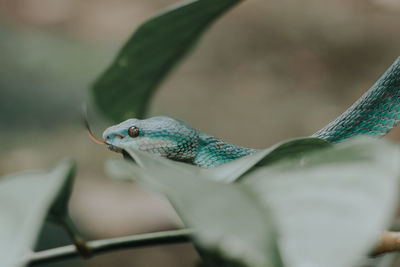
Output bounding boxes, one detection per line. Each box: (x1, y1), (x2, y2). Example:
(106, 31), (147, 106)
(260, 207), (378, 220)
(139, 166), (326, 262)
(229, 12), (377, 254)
(28, 228), (193, 265)
(373, 231), (400, 256)
(61, 214), (91, 257)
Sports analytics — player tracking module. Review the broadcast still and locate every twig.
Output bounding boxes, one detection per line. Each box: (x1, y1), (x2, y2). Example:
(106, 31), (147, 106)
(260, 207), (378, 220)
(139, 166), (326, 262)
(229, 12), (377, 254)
(28, 228), (193, 265)
(60, 214), (92, 257)
(373, 231), (400, 256)
(28, 229), (400, 265)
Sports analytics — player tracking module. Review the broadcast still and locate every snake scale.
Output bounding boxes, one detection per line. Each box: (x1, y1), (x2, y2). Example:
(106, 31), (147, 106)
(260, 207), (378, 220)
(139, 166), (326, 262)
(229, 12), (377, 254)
(100, 57), (400, 168)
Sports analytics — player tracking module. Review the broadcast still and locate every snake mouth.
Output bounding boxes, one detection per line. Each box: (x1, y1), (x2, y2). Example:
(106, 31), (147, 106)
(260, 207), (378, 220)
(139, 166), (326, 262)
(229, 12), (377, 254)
(104, 134), (126, 153)
(83, 106), (126, 155)
(106, 144), (123, 153)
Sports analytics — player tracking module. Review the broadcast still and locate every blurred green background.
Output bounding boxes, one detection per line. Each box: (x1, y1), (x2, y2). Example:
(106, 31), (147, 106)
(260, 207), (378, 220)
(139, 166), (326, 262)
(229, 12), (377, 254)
(0, 0), (399, 266)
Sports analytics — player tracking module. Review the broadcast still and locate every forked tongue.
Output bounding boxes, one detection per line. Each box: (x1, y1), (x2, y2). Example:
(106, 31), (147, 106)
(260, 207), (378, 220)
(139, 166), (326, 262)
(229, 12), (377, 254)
(82, 104), (107, 145)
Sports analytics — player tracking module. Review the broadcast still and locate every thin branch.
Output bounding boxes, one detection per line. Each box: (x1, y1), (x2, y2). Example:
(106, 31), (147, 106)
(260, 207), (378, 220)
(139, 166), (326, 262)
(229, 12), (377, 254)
(60, 214), (92, 257)
(28, 228), (193, 265)
(373, 231), (400, 256)
(28, 228), (400, 265)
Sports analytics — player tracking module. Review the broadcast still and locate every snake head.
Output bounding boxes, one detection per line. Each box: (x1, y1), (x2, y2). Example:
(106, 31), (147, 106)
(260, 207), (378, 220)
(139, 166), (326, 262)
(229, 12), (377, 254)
(102, 116), (200, 163)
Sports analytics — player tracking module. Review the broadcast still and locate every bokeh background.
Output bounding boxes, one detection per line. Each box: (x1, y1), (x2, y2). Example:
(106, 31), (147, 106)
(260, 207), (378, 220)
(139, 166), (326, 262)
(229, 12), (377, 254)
(1, 0), (400, 266)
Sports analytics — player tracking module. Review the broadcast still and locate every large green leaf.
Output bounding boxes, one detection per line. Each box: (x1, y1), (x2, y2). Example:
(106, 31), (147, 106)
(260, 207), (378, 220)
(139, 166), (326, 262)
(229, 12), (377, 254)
(107, 148), (283, 267)
(92, 0), (242, 121)
(109, 138), (400, 267)
(244, 138), (400, 267)
(0, 160), (76, 267)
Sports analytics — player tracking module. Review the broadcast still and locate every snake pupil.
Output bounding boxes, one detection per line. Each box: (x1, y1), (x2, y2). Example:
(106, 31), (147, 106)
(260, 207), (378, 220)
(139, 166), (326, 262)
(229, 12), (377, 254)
(128, 126), (140, 138)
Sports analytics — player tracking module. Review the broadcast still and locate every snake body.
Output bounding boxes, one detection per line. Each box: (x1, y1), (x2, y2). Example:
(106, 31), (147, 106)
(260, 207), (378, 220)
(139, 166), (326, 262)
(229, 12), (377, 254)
(103, 57), (400, 168)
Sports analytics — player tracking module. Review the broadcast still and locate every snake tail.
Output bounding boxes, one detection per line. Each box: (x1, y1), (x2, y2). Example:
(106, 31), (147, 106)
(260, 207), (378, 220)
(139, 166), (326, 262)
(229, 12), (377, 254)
(313, 57), (400, 143)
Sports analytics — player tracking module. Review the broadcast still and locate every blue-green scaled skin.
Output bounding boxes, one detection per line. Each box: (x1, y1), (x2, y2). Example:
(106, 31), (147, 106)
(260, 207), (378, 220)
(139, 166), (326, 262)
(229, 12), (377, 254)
(104, 57), (400, 168)
(313, 57), (400, 142)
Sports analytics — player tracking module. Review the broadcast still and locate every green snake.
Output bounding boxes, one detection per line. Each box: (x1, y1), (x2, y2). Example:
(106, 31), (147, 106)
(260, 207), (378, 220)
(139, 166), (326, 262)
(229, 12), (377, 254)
(95, 57), (400, 168)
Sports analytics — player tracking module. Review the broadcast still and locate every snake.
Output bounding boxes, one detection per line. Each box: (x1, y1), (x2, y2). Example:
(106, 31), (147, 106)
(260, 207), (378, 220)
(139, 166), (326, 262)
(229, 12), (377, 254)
(88, 57), (400, 168)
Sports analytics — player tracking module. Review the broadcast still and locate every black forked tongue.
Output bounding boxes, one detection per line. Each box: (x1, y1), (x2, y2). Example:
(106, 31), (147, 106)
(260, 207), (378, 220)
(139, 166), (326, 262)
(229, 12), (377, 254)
(82, 104), (107, 145)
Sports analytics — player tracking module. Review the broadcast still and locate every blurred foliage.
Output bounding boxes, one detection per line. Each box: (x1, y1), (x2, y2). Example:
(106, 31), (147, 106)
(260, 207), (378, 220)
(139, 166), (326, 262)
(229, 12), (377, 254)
(109, 137), (400, 267)
(0, 160), (75, 267)
(109, 148), (283, 267)
(0, 24), (108, 130)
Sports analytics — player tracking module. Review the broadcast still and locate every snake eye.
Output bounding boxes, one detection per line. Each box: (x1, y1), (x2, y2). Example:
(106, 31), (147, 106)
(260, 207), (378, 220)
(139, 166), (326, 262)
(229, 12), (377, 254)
(128, 126), (140, 138)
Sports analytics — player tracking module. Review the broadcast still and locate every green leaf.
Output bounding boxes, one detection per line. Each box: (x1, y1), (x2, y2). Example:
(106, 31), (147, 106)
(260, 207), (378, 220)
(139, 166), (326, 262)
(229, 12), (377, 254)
(48, 163), (75, 220)
(107, 148), (283, 267)
(0, 160), (76, 267)
(203, 137), (331, 183)
(243, 138), (400, 267)
(46, 162), (90, 257)
(92, 0), (242, 121)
